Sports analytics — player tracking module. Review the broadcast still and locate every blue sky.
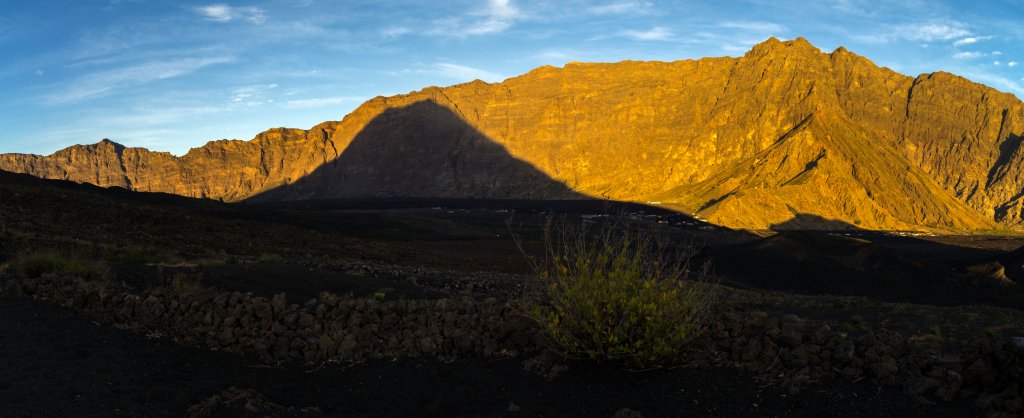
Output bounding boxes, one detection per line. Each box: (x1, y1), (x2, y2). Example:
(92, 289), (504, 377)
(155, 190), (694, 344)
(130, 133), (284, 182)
(1, 0), (1022, 156)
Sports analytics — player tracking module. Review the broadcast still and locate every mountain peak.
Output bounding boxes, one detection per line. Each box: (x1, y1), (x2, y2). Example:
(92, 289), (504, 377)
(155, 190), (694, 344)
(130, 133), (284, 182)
(790, 36), (814, 47)
(96, 138), (124, 147)
(746, 36), (822, 58)
(1, 39), (1023, 232)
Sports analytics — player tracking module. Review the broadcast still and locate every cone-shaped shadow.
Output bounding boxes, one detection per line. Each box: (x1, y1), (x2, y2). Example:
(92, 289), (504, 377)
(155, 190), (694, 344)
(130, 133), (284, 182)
(249, 99), (586, 202)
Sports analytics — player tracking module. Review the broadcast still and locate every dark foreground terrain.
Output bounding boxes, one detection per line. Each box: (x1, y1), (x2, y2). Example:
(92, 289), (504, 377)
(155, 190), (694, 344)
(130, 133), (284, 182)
(1, 297), (978, 417)
(1, 170), (1023, 417)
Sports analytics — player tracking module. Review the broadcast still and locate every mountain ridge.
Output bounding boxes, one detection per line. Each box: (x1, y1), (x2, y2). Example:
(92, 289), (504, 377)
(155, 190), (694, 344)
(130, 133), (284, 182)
(2, 37), (1022, 233)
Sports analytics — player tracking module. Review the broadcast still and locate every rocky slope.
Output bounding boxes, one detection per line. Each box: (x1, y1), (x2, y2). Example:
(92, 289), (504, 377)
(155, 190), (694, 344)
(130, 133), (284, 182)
(2, 37), (1022, 232)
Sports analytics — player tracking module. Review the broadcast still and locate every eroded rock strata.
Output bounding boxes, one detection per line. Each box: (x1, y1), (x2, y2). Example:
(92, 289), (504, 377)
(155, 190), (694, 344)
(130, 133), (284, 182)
(3, 37), (1024, 232)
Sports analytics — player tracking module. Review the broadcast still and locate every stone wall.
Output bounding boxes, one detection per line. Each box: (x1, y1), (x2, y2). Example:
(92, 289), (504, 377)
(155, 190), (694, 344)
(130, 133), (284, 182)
(706, 310), (1024, 416)
(1, 274), (539, 364)
(2, 273), (1022, 415)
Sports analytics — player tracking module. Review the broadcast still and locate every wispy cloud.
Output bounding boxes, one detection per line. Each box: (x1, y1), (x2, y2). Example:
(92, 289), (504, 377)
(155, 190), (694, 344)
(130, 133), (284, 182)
(392, 62), (506, 83)
(618, 26), (674, 41)
(953, 51), (986, 59)
(380, 26), (411, 38)
(94, 105), (224, 127)
(44, 56), (235, 104)
(673, 31), (773, 56)
(230, 83), (278, 107)
(532, 49), (582, 63)
(284, 96), (363, 108)
(831, 0), (875, 16)
(956, 71), (1024, 98)
(953, 36), (992, 46)
(898, 23), (971, 41)
(193, 4), (267, 24)
(830, 0), (935, 17)
(718, 21), (786, 33)
(430, 0), (522, 37)
(434, 63), (505, 82)
(587, 1), (656, 16)
(857, 21), (972, 44)
(1010, 61), (1019, 67)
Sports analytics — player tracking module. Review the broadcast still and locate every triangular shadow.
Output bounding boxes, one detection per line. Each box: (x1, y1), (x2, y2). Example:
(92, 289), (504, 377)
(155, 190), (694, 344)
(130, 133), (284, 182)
(248, 99), (586, 202)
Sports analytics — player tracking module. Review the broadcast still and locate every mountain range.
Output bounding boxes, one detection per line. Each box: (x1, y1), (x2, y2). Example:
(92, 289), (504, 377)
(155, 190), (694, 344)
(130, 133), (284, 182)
(3, 37), (1023, 233)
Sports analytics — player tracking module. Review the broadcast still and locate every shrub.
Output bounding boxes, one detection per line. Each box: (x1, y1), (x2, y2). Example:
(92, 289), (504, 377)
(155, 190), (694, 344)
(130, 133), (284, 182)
(259, 253), (283, 263)
(9, 251), (111, 282)
(170, 273), (205, 296)
(62, 243), (163, 264)
(517, 217), (716, 367)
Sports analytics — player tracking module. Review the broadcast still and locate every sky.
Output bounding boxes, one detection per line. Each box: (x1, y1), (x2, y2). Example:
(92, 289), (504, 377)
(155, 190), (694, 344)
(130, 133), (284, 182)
(1, 0), (1023, 156)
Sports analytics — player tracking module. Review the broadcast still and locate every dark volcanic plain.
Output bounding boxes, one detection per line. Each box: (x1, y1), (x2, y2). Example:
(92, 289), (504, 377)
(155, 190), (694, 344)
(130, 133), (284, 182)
(2, 169), (1023, 417)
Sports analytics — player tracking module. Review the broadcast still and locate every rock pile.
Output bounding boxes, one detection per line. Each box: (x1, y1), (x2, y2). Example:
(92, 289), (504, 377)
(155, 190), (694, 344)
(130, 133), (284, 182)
(3, 273), (1022, 415)
(2, 274), (538, 364)
(705, 309), (1024, 416)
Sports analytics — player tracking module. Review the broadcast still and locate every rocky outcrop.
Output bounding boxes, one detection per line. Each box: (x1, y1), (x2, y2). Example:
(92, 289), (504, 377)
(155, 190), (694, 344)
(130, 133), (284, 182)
(0, 124), (343, 201)
(2, 37), (1024, 232)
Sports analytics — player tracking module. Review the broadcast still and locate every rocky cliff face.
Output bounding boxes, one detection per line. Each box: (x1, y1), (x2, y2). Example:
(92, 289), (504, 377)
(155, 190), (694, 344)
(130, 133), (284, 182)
(2, 37), (1022, 232)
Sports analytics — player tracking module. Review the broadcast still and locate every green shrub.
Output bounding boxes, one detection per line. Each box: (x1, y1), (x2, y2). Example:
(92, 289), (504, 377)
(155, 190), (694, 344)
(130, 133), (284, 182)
(259, 253), (283, 263)
(518, 218), (716, 367)
(170, 273), (205, 296)
(9, 252), (110, 282)
(101, 244), (160, 264)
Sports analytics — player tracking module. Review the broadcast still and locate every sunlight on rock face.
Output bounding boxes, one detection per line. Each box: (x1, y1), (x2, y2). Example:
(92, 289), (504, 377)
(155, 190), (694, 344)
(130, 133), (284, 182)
(2, 38), (1023, 233)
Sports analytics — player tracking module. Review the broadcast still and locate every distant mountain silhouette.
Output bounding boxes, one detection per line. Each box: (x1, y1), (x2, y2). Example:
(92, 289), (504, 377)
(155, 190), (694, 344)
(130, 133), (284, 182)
(3, 37), (1024, 232)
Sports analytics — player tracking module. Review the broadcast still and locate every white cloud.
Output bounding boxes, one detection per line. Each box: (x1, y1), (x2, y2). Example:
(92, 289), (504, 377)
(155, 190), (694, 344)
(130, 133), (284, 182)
(532, 49), (579, 63)
(953, 51), (986, 59)
(430, 0), (522, 37)
(94, 105), (224, 127)
(391, 63), (505, 83)
(194, 4), (231, 21)
(993, 50), (1003, 56)
(1010, 61), (1019, 67)
(230, 83), (279, 106)
(284, 96), (363, 108)
(587, 1), (656, 15)
(994, 60), (1002, 65)
(619, 26), (673, 41)
(721, 43), (754, 54)
(670, 31), (777, 56)
(957, 71), (1024, 98)
(193, 4), (267, 24)
(434, 63), (505, 82)
(953, 36), (991, 46)
(44, 56), (235, 104)
(718, 21), (786, 33)
(380, 26), (411, 38)
(903, 23), (971, 41)
(858, 21), (971, 43)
